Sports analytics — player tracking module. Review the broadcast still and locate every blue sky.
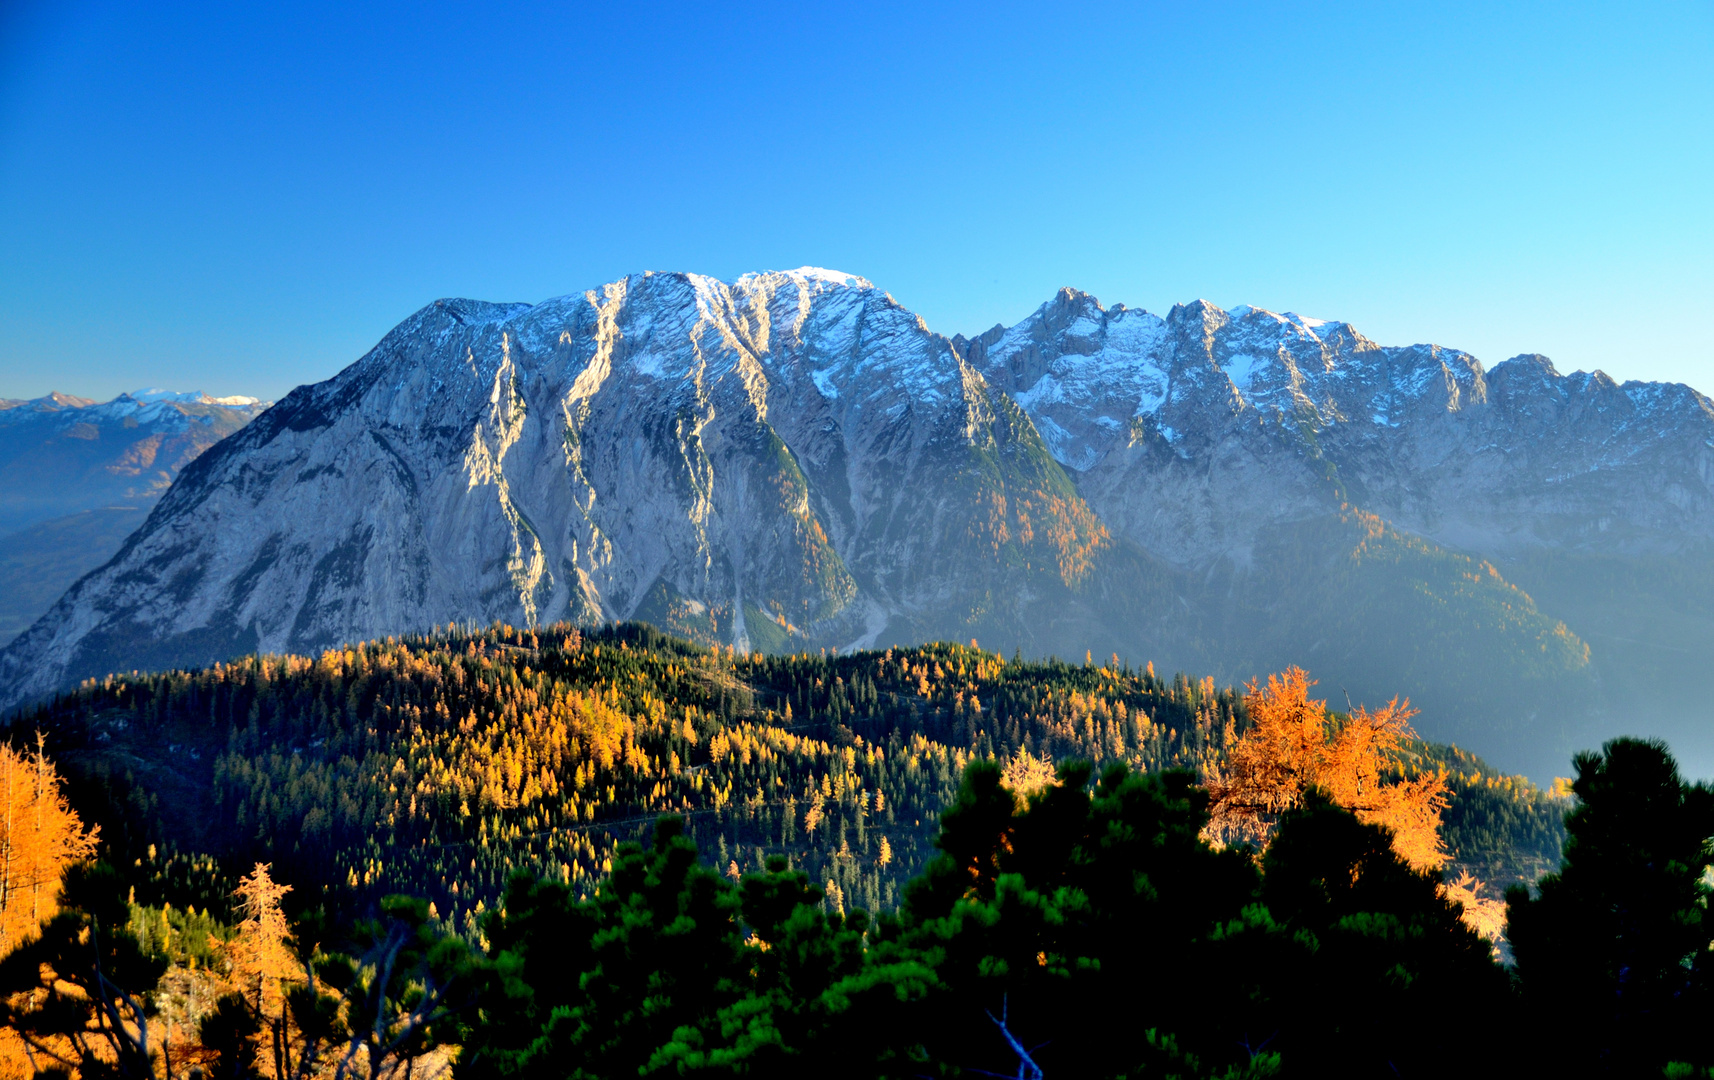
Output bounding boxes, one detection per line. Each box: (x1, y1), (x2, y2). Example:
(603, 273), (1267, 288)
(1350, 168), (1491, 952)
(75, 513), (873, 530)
(1, 0), (1710, 403)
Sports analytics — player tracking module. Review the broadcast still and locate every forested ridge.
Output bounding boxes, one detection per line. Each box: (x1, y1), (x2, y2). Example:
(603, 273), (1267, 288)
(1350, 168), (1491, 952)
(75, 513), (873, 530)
(10, 622), (1559, 928)
(1, 622), (1711, 1078)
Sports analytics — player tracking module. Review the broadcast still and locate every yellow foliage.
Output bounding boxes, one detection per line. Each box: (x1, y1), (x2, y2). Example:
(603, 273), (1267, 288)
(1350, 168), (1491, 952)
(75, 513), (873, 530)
(1204, 668), (1448, 872)
(999, 751), (1059, 805)
(224, 862), (296, 1016)
(0, 736), (98, 958)
(1442, 869), (1508, 943)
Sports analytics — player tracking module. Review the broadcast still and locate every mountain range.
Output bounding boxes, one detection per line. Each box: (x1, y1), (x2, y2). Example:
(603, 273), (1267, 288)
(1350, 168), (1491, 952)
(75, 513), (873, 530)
(0, 390), (269, 641)
(2, 270), (1709, 778)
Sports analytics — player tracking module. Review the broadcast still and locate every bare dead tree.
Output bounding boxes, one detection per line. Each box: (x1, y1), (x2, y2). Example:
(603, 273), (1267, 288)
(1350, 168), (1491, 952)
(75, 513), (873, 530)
(967, 996), (1046, 1080)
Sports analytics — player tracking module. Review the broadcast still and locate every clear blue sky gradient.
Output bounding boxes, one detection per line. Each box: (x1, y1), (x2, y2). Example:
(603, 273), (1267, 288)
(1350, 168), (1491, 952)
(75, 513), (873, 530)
(1, 1), (1710, 403)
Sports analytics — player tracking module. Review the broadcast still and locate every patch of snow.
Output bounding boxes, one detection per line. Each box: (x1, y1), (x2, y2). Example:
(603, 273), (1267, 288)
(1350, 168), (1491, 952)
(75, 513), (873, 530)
(1064, 445), (1101, 471)
(811, 367), (839, 400)
(627, 348), (667, 378)
(1063, 314), (1103, 338)
(1012, 376), (1065, 411)
(785, 267), (869, 287)
(1133, 376), (1169, 414)
(129, 388), (204, 403)
(1032, 413), (1072, 456)
(117, 389), (265, 408)
(1222, 353), (1268, 392)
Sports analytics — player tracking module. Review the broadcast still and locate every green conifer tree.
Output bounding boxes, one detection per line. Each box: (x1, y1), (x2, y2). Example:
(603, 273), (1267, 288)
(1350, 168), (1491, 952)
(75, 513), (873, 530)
(1506, 737), (1714, 1075)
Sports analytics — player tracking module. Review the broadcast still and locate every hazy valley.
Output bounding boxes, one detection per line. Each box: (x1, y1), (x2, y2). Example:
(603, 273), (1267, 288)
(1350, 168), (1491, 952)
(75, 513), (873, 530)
(0, 390), (269, 642)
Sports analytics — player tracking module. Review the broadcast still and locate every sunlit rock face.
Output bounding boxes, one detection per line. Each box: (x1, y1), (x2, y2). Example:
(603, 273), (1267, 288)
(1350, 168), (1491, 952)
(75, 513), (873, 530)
(965, 289), (1714, 564)
(0, 270), (1108, 709)
(4, 269), (1713, 779)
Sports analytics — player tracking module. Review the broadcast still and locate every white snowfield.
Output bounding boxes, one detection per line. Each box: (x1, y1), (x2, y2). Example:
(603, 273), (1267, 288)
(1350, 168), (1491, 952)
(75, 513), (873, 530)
(127, 388), (264, 406)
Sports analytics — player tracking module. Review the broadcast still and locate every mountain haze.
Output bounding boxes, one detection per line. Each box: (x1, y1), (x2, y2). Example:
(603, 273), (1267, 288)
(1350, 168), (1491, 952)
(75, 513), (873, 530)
(0, 390), (270, 641)
(0, 388), (269, 533)
(2, 270), (1710, 777)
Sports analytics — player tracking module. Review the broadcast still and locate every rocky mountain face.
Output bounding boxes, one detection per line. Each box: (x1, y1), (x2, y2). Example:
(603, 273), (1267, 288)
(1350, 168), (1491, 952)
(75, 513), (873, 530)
(964, 289), (1714, 565)
(3, 271), (1711, 777)
(0, 390), (270, 641)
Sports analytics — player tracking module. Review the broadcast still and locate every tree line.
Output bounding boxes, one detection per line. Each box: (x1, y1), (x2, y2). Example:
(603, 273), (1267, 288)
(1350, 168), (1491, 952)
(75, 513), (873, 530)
(8, 622), (1563, 929)
(0, 621), (1633, 1077)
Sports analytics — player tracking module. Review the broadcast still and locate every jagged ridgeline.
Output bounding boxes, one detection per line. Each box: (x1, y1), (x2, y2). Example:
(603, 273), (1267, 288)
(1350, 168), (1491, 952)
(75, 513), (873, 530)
(13, 623), (1562, 931)
(11, 270), (1714, 782)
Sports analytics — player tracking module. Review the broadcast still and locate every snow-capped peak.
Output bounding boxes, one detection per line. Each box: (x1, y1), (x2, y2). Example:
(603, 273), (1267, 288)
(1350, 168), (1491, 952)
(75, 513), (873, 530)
(128, 388), (206, 403)
(779, 267), (871, 288)
(1223, 305), (1333, 332)
(123, 388), (264, 406)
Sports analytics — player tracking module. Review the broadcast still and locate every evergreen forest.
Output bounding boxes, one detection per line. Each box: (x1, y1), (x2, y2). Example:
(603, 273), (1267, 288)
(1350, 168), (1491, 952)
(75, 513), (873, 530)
(1, 622), (1708, 1078)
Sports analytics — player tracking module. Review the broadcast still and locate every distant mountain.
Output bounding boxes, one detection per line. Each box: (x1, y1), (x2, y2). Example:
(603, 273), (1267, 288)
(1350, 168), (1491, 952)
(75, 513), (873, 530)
(963, 291), (1714, 560)
(961, 290), (1714, 776)
(0, 390), (270, 641)
(1, 271), (1708, 778)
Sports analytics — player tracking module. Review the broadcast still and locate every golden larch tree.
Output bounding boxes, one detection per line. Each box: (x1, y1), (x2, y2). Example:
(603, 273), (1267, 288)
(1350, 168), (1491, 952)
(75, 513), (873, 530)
(0, 735), (98, 958)
(1000, 750), (1059, 806)
(1442, 869), (1508, 943)
(1203, 668), (1449, 872)
(227, 862), (296, 1013)
(223, 862), (299, 1080)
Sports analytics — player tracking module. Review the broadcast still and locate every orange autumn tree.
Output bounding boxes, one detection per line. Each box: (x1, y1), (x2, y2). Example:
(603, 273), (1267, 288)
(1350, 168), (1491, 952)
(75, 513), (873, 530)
(220, 861), (301, 1080)
(0, 735), (98, 958)
(1203, 667), (1449, 872)
(228, 862), (296, 1011)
